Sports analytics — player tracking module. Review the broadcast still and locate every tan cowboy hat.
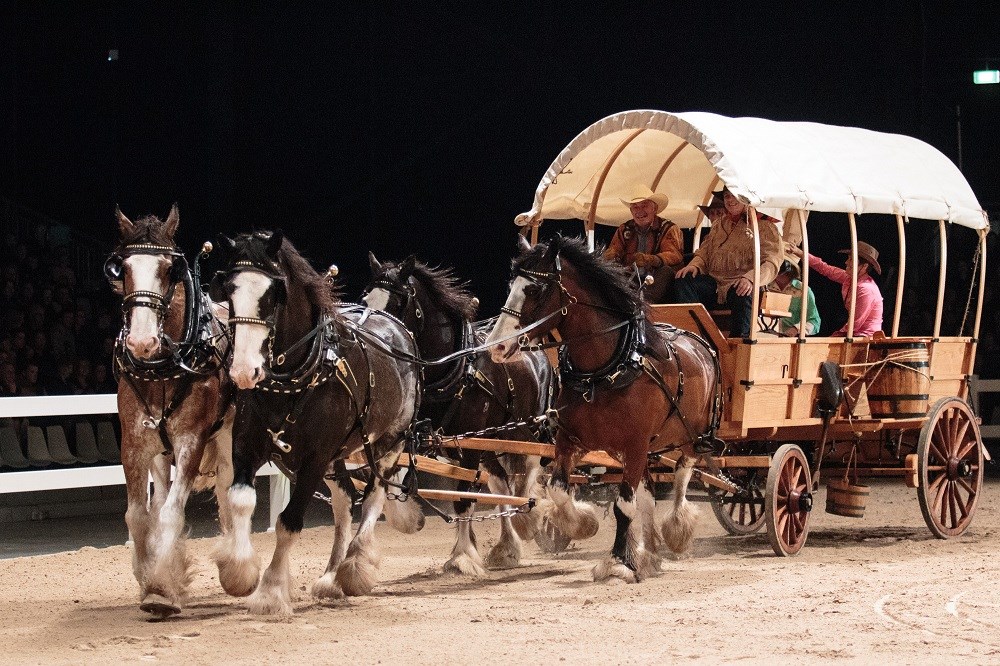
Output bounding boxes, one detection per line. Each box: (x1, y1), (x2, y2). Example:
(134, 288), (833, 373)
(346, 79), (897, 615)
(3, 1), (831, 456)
(838, 241), (881, 275)
(620, 184), (669, 213)
(778, 258), (800, 279)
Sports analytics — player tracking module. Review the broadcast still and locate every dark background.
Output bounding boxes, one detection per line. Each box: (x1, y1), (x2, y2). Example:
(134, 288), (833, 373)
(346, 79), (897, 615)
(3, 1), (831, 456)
(2, 2), (997, 313)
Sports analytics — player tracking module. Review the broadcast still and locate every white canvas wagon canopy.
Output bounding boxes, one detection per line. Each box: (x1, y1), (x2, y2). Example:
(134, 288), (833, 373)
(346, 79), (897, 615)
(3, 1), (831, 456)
(516, 110), (989, 231)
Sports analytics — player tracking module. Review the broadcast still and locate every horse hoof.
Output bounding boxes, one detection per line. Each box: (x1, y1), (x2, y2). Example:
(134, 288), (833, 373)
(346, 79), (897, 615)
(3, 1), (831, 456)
(534, 518), (572, 553)
(443, 552), (486, 577)
(592, 559), (638, 584)
(485, 542), (521, 570)
(140, 594), (181, 619)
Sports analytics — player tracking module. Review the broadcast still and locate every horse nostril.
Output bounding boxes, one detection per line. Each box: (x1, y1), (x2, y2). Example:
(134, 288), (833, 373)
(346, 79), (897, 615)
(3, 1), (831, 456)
(252, 367), (262, 381)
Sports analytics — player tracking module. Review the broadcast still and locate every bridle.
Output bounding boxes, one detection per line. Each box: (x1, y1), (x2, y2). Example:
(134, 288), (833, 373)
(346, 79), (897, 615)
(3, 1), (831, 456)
(211, 258), (291, 366)
(106, 243), (188, 338)
(363, 272), (424, 334)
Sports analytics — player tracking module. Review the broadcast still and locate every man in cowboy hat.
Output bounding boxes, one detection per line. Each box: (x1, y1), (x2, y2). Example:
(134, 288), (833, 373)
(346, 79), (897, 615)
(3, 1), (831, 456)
(769, 259), (821, 336)
(674, 187), (783, 337)
(787, 240), (883, 337)
(603, 184), (684, 303)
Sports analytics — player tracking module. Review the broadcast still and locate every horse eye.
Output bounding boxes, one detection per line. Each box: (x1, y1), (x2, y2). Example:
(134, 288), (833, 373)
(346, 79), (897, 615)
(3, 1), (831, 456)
(523, 284), (540, 298)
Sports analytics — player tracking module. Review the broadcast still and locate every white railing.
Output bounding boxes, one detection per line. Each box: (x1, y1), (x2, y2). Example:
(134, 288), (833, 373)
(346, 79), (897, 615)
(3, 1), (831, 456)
(0, 394), (290, 530)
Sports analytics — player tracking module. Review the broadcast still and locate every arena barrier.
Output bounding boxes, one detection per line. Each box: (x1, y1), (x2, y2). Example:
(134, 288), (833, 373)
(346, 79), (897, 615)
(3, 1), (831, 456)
(0, 394), (291, 531)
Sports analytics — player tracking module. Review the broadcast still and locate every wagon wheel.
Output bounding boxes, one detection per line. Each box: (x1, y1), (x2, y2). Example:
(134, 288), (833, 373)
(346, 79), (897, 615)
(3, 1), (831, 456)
(708, 469), (766, 535)
(917, 397), (984, 539)
(765, 444), (813, 556)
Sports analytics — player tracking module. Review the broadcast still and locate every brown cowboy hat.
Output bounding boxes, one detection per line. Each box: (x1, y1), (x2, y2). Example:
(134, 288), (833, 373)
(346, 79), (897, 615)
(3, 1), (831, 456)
(838, 241), (881, 275)
(620, 184), (669, 213)
(697, 187), (729, 216)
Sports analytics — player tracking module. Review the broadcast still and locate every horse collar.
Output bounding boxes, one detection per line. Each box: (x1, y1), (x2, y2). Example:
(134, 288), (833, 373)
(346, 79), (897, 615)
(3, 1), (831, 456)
(559, 316), (648, 398)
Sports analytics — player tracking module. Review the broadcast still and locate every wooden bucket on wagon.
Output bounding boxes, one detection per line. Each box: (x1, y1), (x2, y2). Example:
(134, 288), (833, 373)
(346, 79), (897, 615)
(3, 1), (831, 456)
(865, 341), (930, 419)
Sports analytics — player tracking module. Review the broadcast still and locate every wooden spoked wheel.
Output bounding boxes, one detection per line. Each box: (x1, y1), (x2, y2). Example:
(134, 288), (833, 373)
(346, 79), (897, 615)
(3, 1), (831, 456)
(765, 444), (813, 556)
(917, 397), (984, 539)
(708, 469), (766, 535)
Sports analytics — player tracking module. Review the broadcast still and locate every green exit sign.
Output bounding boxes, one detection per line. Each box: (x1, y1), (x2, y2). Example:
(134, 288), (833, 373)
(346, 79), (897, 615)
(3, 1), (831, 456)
(973, 69), (1000, 84)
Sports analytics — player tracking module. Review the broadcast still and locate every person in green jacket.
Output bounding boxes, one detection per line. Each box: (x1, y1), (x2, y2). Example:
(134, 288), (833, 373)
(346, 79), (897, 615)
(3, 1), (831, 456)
(772, 259), (821, 336)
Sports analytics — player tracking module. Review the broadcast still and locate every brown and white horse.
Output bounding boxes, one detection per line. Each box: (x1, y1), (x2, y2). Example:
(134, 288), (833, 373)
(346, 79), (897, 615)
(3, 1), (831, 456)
(364, 254), (557, 574)
(486, 236), (721, 582)
(111, 206), (234, 618)
(211, 231), (423, 615)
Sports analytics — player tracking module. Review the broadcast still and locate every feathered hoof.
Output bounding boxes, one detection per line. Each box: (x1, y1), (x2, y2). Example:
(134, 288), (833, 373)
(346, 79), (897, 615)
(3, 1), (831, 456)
(510, 508), (541, 541)
(385, 498), (426, 534)
(215, 554), (260, 597)
(534, 516), (573, 554)
(247, 587), (293, 616)
(550, 499), (600, 541)
(485, 538), (521, 570)
(311, 572), (345, 601)
(634, 548), (662, 578)
(336, 555), (378, 596)
(662, 501), (700, 555)
(443, 551), (486, 577)
(592, 558), (638, 584)
(139, 593), (181, 620)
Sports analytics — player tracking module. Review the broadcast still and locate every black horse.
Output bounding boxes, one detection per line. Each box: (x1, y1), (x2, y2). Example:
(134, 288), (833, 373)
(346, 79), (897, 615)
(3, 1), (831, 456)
(364, 254), (559, 573)
(211, 231), (423, 615)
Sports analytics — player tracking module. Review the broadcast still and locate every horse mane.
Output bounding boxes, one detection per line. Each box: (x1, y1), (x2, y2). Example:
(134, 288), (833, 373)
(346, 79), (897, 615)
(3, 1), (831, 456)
(409, 261), (478, 322)
(514, 235), (645, 314)
(120, 214), (175, 247)
(234, 231), (341, 312)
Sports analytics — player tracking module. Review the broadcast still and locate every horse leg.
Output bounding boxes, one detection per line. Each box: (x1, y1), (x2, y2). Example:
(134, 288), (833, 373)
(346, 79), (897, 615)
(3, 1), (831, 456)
(336, 438), (403, 595)
(122, 433), (156, 595)
(507, 454), (543, 541)
(247, 458), (324, 615)
(381, 467), (425, 534)
(141, 433), (203, 617)
(312, 461), (355, 601)
(661, 454), (699, 555)
(213, 459), (261, 597)
(444, 450), (485, 576)
(484, 460), (522, 570)
(207, 415), (235, 535)
(149, 451), (171, 514)
(543, 446), (599, 541)
(594, 450), (655, 583)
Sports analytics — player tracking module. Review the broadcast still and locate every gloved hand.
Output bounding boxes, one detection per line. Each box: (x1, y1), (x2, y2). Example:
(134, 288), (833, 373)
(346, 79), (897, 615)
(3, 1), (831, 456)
(632, 253), (662, 268)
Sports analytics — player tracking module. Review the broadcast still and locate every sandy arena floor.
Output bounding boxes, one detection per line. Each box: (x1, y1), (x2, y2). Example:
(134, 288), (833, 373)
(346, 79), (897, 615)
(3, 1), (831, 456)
(2, 479), (1000, 665)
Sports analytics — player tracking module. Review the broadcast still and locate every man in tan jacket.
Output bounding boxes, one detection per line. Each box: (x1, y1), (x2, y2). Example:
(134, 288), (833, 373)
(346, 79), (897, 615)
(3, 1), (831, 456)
(675, 187), (782, 337)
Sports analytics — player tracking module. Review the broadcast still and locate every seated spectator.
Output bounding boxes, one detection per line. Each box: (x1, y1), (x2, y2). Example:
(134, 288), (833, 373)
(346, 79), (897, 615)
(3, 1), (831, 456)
(675, 187), (783, 337)
(92, 363), (116, 393)
(0, 361), (17, 397)
(769, 260), (821, 336)
(45, 357), (75, 395)
(604, 184), (684, 303)
(787, 241), (884, 338)
(70, 358), (92, 394)
(49, 309), (77, 361)
(18, 363), (42, 396)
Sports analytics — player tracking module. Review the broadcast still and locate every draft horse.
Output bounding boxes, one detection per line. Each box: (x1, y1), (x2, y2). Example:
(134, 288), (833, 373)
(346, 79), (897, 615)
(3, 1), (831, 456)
(109, 205), (234, 618)
(211, 231), (422, 615)
(486, 236), (721, 582)
(364, 254), (557, 573)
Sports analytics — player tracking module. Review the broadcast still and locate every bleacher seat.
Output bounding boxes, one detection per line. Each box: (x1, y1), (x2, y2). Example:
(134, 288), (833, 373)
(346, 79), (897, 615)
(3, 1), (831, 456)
(45, 425), (78, 464)
(0, 426), (30, 469)
(95, 421), (121, 463)
(26, 426), (54, 466)
(73, 422), (102, 464)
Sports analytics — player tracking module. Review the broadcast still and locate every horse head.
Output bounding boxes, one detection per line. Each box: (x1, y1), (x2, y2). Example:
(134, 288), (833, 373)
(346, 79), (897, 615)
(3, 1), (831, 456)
(362, 252), (418, 320)
(111, 204), (187, 359)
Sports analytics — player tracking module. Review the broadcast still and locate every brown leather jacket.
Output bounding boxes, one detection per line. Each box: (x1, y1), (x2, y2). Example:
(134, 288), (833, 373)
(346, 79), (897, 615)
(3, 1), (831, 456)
(603, 217), (684, 270)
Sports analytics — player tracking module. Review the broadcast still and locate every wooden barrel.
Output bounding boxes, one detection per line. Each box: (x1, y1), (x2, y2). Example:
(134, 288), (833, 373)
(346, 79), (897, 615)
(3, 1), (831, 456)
(825, 478), (869, 517)
(866, 341), (930, 418)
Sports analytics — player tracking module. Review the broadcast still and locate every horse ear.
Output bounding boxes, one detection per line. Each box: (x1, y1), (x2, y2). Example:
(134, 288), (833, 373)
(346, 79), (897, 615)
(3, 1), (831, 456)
(116, 206), (135, 234)
(266, 229), (284, 258)
(399, 255), (416, 277)
(163, 203), (180, 238)
(368, 251), (382, 274)
(543, 238), (559, 262)
(216, 233), (236, 255)
(517, 235), (531, 253)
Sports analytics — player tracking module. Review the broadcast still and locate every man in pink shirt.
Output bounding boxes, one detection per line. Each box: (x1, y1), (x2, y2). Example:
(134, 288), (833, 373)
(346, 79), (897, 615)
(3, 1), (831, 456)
(788, 241), (884, 337)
